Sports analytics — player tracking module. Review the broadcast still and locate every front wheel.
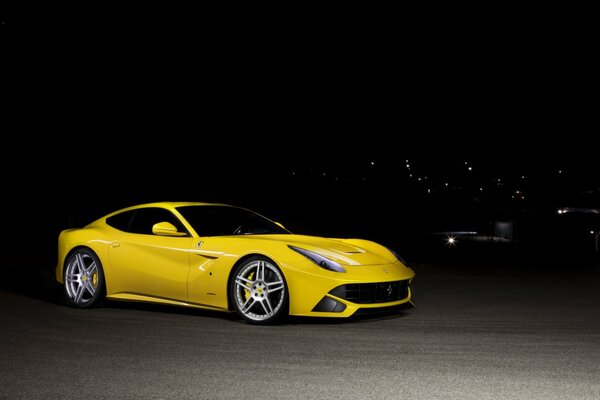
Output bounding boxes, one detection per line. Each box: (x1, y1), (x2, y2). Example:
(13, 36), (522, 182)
(230, 256), (288, 324)
(63, 248), (105, 308)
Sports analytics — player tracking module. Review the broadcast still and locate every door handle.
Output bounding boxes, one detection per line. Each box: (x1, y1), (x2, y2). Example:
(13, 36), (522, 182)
(111, 241), (120, 248)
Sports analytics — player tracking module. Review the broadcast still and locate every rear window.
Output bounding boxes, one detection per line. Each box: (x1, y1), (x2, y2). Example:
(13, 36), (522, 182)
(106, 210), (135, 231)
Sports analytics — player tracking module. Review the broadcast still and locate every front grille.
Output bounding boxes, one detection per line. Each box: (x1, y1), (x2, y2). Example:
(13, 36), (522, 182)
(329, 280), (409, 304)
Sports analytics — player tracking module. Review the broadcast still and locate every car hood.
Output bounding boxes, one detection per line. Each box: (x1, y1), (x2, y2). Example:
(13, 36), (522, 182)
(227, 234), (397, 266)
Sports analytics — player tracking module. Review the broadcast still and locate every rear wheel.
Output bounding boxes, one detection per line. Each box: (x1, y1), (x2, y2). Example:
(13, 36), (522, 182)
(63, 248), (105, 308)
(230, 256), (288, 324)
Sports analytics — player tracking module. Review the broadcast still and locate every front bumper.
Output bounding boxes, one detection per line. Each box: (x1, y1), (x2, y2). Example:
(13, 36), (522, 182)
(282, 260), (415, 318)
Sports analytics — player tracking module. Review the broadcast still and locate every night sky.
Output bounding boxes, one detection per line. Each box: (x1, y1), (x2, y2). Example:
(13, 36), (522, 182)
(4, 9), (597, 265)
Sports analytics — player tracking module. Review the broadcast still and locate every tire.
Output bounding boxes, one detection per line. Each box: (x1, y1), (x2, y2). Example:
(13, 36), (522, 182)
(230, 256), (288, 324)
(63, 248), (105, 308)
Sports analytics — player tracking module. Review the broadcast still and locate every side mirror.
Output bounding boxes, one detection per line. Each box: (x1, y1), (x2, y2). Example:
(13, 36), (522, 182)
(152, 221), (187, 237)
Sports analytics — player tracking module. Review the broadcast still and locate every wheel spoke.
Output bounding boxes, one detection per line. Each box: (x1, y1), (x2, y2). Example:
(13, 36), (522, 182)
(260, 299), (271, 316)
(240, 296), (256, 313)
(84, 280), (96, 296)
(74, 284), (85, 303)
(263, 297), (274, 315)
(65, 274), (79, 282)
(265, 296), (274, 315)
(254, 261), (264, 281)
(267, 279), (283, 286)
(235, 276), (252, 287)
(85, 261), (97, 275)
(75, 253), (85, 273)
(267, 283), (284, 293)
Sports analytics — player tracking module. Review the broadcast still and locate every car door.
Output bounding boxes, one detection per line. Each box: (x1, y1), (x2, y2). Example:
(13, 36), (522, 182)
(108, 207), (192, 302)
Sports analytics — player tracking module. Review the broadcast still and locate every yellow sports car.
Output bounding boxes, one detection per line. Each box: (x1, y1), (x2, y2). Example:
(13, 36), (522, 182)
(56, 202), (415, 324)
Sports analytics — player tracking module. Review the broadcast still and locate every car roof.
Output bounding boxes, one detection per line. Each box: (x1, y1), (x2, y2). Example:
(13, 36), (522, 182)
(107, 202), (232, 216)
(136, 201), (227, 208)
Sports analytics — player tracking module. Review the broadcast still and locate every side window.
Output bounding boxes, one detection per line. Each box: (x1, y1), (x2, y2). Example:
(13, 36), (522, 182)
(106, 210), (136, 232)
(128, 208), (189, 236)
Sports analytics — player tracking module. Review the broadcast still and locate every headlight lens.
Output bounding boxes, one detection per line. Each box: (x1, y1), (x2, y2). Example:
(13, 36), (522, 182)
(386, 247), (409, 266)
(288, 246), (346, 273)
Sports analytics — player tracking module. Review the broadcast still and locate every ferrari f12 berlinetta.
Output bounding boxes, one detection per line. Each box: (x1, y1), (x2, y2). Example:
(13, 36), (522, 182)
(56, 202), (415, 324)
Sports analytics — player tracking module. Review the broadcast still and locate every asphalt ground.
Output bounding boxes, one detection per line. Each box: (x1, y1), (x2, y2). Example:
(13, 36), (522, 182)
(1, 261), (599, 400)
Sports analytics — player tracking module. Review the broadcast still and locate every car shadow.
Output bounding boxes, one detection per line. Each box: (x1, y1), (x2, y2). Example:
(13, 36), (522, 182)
(103, 298), (240, 321)
(103, 301), (412, 325)
(286, 309), (413, 325)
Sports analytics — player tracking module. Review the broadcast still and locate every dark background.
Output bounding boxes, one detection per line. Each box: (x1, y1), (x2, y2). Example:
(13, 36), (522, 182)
(3, 7), (598, 271)
(7, 147), (600, 272)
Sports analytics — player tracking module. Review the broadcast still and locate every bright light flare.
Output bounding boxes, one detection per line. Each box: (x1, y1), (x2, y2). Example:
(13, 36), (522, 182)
(446, 235), (457, 246)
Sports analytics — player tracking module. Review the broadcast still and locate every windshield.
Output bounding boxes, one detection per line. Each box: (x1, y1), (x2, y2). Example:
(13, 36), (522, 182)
(176, 205), (290, 237)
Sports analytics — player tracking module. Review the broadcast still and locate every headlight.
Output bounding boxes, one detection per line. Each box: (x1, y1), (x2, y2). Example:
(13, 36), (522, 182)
(386, 247), (409, 266)
(288, 246), (346, 273)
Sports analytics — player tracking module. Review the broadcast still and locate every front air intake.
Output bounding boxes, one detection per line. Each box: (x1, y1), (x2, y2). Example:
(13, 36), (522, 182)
(329, 280), (409, 304)
(312, 297), (347, 312)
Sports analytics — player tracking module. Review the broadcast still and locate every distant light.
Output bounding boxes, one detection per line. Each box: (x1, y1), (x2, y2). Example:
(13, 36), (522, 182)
(445, 182), (449, 187)
(591, 231), (595, 235)
(417, 177), (422, 181)
(464, 161), (468, 165)
(406, 164), (410, 168)
(558, 170), (562, 174)
(557, 209), (565, 214)
(446, 235), (457, 246)
(468, 167), (472, 171)
(405, 159), (409, 163)
(480, 187), (483, 191)
(409, 174), (413, 178)
(522, 176), (526, 179)
(370, 161), (375, 166)
(427, 188), (431, 194)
